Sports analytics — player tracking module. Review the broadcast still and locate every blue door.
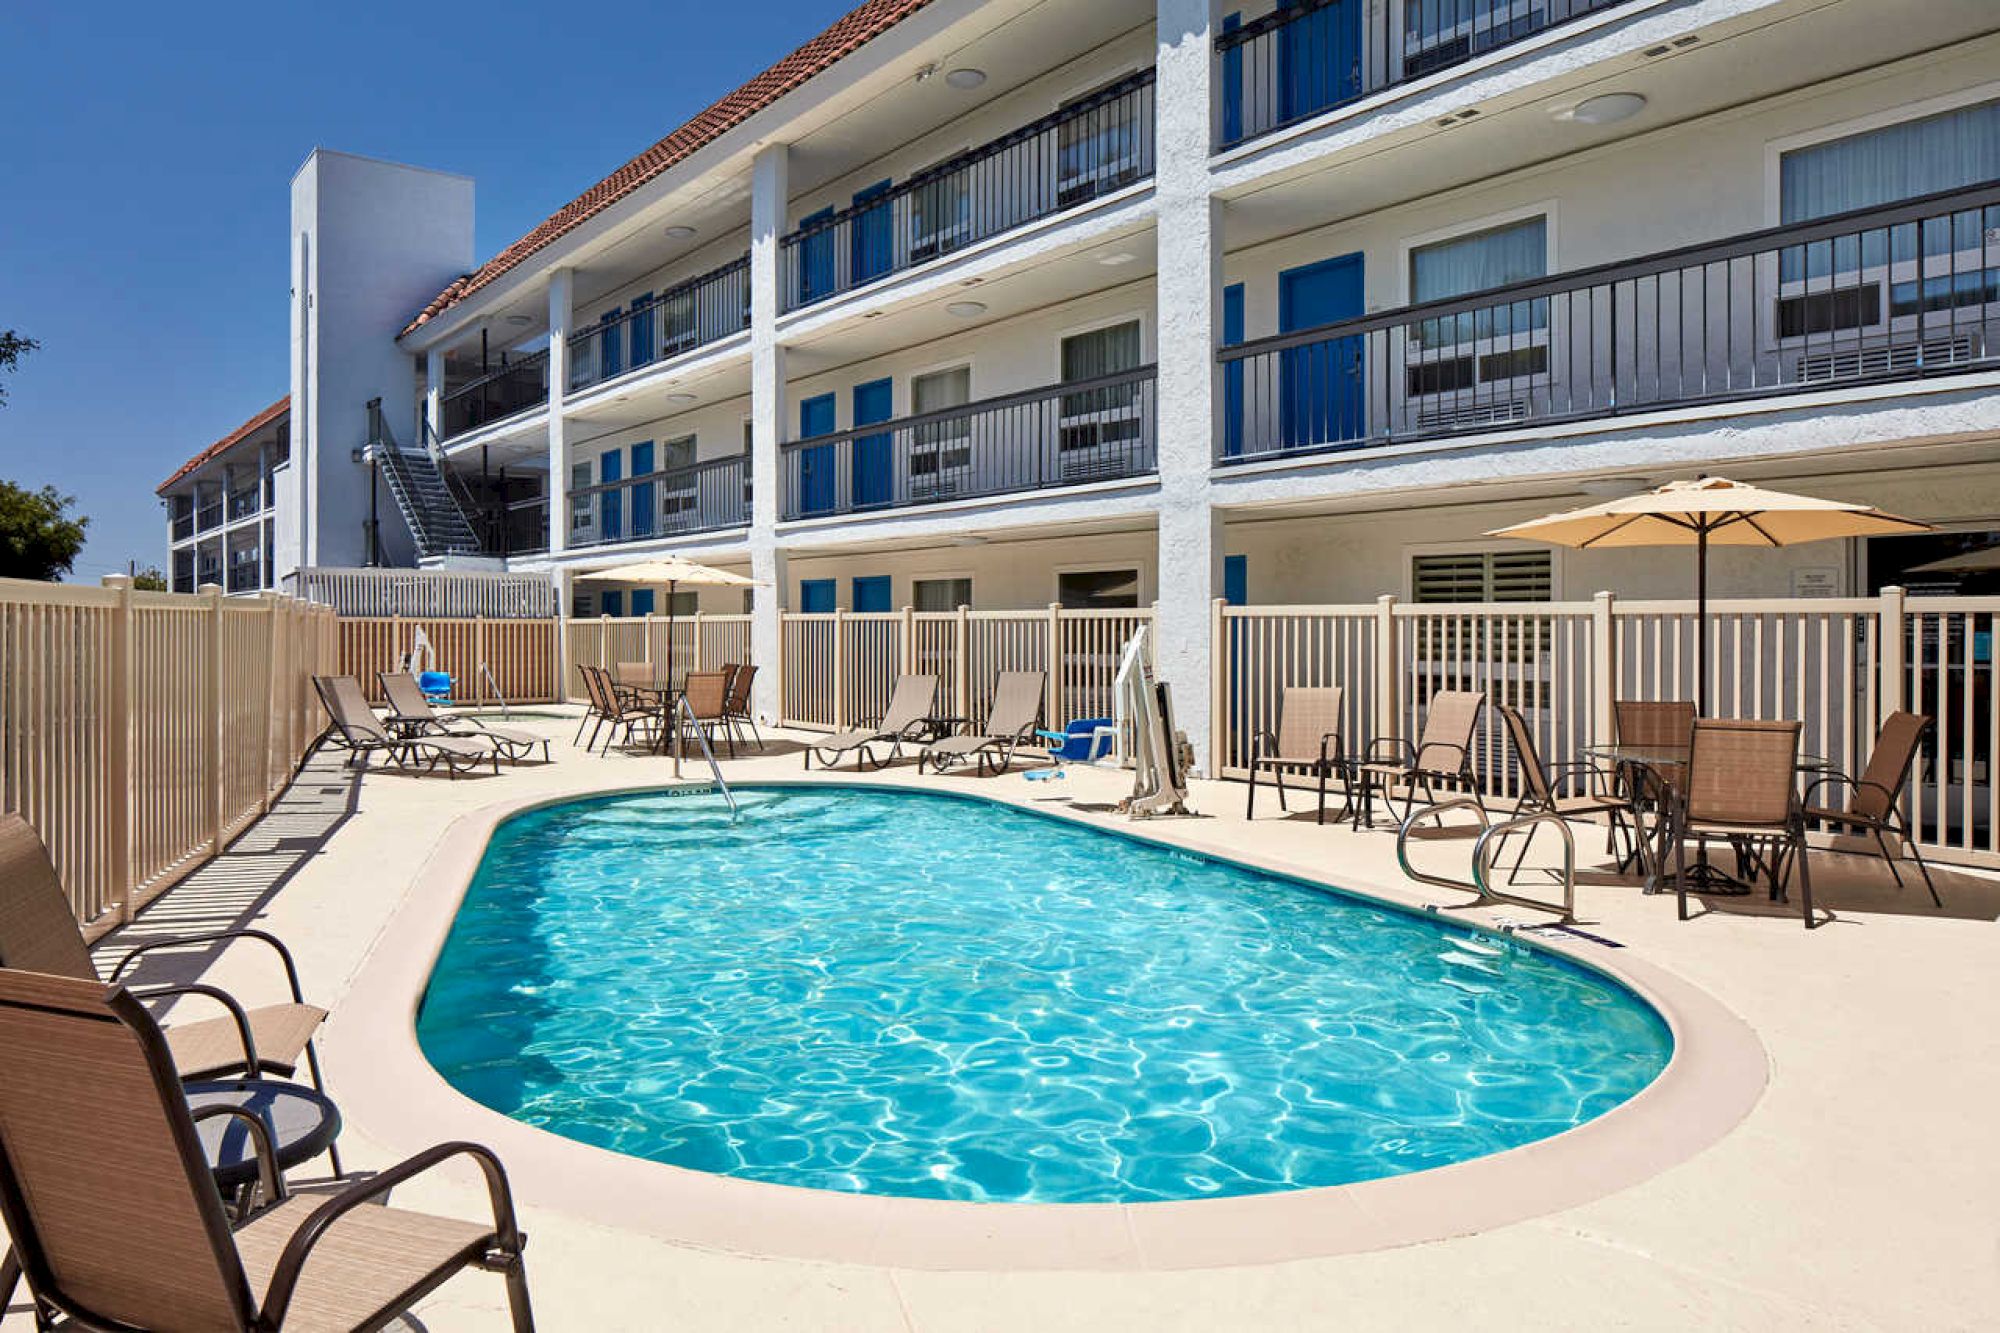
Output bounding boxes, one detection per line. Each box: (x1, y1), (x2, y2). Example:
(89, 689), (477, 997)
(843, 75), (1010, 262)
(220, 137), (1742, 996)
(799, 579), (836, 614)
(1220, 13), (1243, 145)
(600, 590), (623, 618)
(599, 448), (624, 541)
(851, 378), (894, 510)
(798, 393), (838, 517)
(599, 308), (623, 379)
(629, 441), (655, 538)
(630, 589), (656, 616)
(1224, 554), (1249, 767)
(852, 575), (892, 613)
(850, 181), (894, 287)
(629, 293), (655, 369)
(1279, 253), (1365, 451)
(798, 206), (836, 305)
(1278, 0), (1362, 126)
(1222, 282), (1246, 458)
(1223, 554), (1248, 606)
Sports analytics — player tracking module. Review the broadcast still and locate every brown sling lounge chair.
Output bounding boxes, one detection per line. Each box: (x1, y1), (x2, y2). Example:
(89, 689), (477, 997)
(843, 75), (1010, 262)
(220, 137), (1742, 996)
(313, 676), (499, 778)
(805, 674), (938, 771)
(379, 672), (550, 764)
(1245, 686), (1349, 824)
(919, 671), (1045, 777)
(1351, 689), (1485, 828)
(1801, 710), (1940, 907)
(0, 970), (534, 1332)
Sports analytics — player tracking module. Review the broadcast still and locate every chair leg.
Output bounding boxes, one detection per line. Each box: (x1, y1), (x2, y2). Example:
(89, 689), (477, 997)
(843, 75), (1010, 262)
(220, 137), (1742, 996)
(1794, 822), (1815, 929)
(503, 1254), (536, 1333)
(1245, 766), (1259, 819)
(1316, 765), (1329, 826)
(1272, 766), (1289, 813)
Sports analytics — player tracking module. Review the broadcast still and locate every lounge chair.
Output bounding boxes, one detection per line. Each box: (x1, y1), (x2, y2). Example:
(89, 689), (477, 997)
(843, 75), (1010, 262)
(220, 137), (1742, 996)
(379, 672), (550, 763)
(1677, 717), (1814, 928)
(576, 665), (657, 754)
(919, 671), (1045, 777)
(805, 674), (938, 770)
(722, 663), (761, 751)
(1244, 686), (1350, 824)
(0, 813), (337, 1173)
(1350, 689), (1485, 828)
(1801, 710), (1940, 906)
(1494, 704), (1641, 879)
(313, 676), (499, 778)
(0, 970), (534, 1332)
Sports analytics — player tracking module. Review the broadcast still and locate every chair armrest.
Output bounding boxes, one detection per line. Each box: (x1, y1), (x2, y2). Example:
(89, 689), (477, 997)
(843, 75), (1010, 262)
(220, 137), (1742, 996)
(129, 983), (261, 1074)
(189, 1104), (286, 1204)
(1365, 736), (1415, 765)
(111, 928), (307, 1005)
(1318, 732), (1345, 766)
(1801, 773), (1898, 816)
(1248, 729), (1277, 761)
(260, 1142), (524, 1326)
(1546, 760), (1614, 800)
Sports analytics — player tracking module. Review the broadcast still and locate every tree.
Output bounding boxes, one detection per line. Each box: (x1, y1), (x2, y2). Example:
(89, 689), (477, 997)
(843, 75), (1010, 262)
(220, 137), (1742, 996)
(0, 481), (88, 581)
(131, 565), (169, 592)
(0, 330), (36, 406)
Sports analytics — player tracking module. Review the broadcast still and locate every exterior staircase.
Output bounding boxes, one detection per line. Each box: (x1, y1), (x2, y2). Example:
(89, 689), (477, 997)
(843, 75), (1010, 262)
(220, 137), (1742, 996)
(364, 399), (483, 560)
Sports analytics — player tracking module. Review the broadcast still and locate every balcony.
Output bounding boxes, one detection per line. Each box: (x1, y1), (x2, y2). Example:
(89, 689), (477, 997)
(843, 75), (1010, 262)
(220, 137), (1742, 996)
(441, 349), (550, 440)
(570, 455), (752, 549)
(1216, 183), (2000, 465)
(779, 69), (1156, 313)
(227, 550), (263, 594)
(227, 483), (261, 523)
(195, 499), (223, 533)
(568, 257), (750, 393)
(170, 507), (195, 542)
(1216, 0), (1635, 149)
(780, 366), (1157, 521)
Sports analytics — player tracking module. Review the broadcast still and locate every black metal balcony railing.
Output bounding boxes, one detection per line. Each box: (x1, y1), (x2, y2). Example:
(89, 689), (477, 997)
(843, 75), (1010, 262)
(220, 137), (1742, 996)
(781, 366), (1157, 521)
(780, 69), (1156, 313)
(1216, 184), (2000, 465)
(570, 455), (752, 548)
(195, 500), (223, 533)
(171, 509), (195, 542)
(1216, 0), (1633, 148)
(568, 256), (751, 392)
(440, 348), (550, 439)
(227, 551), (262, 594)
(227, 484), (261, 522)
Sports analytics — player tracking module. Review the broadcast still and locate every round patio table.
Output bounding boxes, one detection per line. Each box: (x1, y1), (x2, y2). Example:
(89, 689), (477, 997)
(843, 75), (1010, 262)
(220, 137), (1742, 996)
(186, 1078), (342, 1194)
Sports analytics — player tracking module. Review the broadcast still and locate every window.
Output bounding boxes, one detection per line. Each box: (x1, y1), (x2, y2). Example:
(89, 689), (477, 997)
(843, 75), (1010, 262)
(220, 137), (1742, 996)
(1058, 568), (1140, 610)
(1781, 99), (2000, 225)
(910, 160), (971, 262)
(663, 286), (699, 355)
(1056, 75), (1145, 208)
(568, 461), (593, 536)
(659, 435), (699, 524)
(1407, 218), (1551, 414)
(1405, 0), (1552, 77)
(910, 367), (973, 497)
(1058, 322), (1144, 478)
(1411, 550), (1552, 603)
(913, 577), (971, 612)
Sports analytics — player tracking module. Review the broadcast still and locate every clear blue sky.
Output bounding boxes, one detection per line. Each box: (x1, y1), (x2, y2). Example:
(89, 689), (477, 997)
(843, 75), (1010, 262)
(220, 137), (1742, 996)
(0, 0), (856, 581)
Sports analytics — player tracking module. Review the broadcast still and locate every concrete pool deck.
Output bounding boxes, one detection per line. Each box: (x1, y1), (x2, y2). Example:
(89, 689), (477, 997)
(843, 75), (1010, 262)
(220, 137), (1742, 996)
(36, 715), (2000, 1330)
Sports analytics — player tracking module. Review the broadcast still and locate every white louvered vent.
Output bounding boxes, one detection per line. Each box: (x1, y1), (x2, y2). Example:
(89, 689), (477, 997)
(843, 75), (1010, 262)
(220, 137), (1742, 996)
(1414, 397), (1532, 431)
(1795, 333), (1982, 383)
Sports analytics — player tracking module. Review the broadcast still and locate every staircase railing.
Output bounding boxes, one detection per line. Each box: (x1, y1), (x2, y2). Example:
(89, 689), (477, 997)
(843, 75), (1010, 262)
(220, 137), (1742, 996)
(364, 398), (485, 559)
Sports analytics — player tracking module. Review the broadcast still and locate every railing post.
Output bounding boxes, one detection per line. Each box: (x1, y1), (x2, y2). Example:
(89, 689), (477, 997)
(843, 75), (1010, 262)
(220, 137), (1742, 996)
(1877, 584), (1907, 730)
(260, 595), (281, 813)
(692, 609), (705, 672)
(955, 604), (971, 719)
(202, 584), (226, 856)
(1046, 603), (1062, 727)
(900, 605), (915, 675)
(1591, 590), (1616, 748)
(832, 607), (848, 731)
(1210, 596), (1226, 778)
(1374, 593), (1399, 743)
(599, 613), (609, 669)
(644, 612), (656, 669)
(473, 615), (487, 707)
(101, 576), (135, 922)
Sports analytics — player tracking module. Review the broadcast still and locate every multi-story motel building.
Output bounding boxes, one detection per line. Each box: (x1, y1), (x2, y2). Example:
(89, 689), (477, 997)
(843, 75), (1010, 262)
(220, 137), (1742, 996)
(215, 0), (2000, 760)
(158, 398), (290, 594)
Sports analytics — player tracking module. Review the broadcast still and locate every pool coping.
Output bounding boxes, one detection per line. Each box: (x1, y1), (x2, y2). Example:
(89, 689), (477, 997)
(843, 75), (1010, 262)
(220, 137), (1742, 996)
(326, 775), (1768, 1272)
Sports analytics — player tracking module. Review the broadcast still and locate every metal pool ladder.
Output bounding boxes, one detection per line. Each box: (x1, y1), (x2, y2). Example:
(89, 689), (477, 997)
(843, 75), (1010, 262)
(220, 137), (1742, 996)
(1395, 798), (1576, 923)
(670, 694), (738, 820)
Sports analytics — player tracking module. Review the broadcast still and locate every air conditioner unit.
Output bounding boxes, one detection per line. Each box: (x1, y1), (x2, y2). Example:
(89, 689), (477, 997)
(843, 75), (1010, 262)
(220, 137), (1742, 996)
(1792, 332), (1984, 383)
(1414, 397), (1533, 431)
(910, 474), (965, 502)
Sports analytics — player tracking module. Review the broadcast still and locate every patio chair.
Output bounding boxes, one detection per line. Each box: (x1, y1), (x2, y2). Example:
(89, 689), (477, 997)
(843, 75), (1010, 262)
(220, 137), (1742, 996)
(1801, 710), (1940, 907)
(576, 665), (657, 754)
(379, 672), (550, 764)
(805, 674), (938, 771)
(1615, 699), (1696, 803)
(919, 671), (1046, 777)
(1494, 705), (1641, 879)
(0, 813), (338, 1173)
(615, 660), (656, 691)
(723, 663), (762, 751)
(1244, 686), (1351, 824)
(1676, 718), (1815, 928)
(674, 670), (734, 759)
(0, 970), (533, 1332)
(1350, 689), (1485, 828)
(313, 676), (498, 778)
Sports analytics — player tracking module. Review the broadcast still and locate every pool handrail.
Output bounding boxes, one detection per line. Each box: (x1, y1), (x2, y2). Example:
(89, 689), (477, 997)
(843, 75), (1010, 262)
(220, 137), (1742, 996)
(1395, 797), (1577, 923)
(671, 692), (738, 819)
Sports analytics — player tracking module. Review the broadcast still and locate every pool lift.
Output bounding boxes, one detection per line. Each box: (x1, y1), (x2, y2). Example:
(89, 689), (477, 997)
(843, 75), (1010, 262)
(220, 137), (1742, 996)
(1031, 626), (1192, 814)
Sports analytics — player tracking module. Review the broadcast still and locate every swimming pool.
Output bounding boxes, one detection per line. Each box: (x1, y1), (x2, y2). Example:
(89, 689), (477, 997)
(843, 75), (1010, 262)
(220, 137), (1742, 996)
(418, 786), (1671, 1205)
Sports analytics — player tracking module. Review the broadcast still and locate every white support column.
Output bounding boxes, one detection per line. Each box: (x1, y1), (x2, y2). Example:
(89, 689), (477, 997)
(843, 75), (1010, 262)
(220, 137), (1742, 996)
(1153, 0), (1223, 772)
(748, 142), (791, 722)
(424, 348), (445, 447)
(547, 268), (574, 557)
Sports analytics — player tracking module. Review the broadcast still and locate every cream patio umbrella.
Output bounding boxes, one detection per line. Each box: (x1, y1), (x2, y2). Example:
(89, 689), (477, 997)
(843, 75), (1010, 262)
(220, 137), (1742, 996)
(572, 557), (763, 687)
(1905, 543), (2000, 577)
(1489, 477), (1931, 712)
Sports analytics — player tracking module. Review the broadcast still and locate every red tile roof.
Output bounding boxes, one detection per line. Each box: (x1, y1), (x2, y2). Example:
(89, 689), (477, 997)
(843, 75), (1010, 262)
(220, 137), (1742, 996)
(157, 397), (289, 494)
(399, 0), (939, 339)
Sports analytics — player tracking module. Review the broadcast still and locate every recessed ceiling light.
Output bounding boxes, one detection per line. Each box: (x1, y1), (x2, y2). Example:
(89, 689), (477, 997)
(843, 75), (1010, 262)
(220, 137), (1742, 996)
(1555, 92), (1647, 125)
(664, 225), (696, 240)
(1097, 252), (1137, 267)
(505, 314), (532, 325)
(945, 301), (986, 318)
(667, 392), (698, 404)
(945, 68), (986, 90)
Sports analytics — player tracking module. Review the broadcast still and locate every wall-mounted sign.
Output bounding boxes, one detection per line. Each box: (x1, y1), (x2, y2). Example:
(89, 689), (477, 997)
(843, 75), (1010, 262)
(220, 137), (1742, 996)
(1791, 566), (1839, 599)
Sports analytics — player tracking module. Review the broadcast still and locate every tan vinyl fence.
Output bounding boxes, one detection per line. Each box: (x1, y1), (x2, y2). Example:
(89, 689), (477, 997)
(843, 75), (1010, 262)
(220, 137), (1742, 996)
(562, 613), (753, 700)
(0, 578), (339, 937)
(779, 606), (1155, 733)
(1216, 590), (1999, 866)
(338, 617), (561, 705)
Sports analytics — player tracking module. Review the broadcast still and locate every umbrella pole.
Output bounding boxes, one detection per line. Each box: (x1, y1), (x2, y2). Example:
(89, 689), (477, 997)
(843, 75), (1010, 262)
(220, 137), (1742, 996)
(1696, 526), (1708, 716)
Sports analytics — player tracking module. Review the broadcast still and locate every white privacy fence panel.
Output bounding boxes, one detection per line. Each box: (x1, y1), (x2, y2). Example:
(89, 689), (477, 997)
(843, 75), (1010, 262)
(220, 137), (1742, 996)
(288, 567), (557, 618)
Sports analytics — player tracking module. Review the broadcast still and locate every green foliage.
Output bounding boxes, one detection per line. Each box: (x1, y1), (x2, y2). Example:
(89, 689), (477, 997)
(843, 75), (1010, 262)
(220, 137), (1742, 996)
(0, 330), (37, 406)
(131, 566), (169, 592)
(0, 481), (89, 581)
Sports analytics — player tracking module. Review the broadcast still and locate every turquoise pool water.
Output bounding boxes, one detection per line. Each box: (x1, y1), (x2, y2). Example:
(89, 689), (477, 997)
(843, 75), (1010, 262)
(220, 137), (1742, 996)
(418, 787), (1671, 1204)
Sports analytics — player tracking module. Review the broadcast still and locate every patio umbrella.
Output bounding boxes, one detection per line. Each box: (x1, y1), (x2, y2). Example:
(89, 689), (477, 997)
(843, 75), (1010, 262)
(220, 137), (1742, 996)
(573, 557), (762, 687)
(1489, 477), (1931, 712)
(1905, 543), (2000, 576)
